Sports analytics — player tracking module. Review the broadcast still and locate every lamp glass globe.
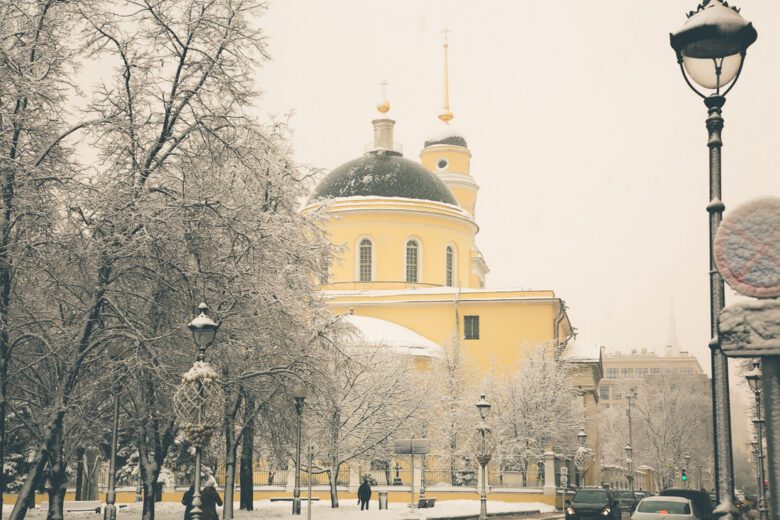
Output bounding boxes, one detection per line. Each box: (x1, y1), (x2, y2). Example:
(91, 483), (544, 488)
(682, 53), (742, 90)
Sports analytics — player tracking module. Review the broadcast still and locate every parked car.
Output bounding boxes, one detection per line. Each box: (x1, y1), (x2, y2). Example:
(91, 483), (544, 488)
(565, 487), (621, 520)
(659, 488), (714, 520)
(631, 496), (700, 519)
(614, 490), (639, 513)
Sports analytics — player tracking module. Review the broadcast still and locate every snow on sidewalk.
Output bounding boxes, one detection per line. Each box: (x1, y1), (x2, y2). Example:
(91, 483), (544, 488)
(4, 499), (555, 520)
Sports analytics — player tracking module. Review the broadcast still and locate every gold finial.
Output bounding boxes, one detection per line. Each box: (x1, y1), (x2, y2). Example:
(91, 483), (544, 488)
(438, 28), (453, 125)
(377, 79), (390, 114)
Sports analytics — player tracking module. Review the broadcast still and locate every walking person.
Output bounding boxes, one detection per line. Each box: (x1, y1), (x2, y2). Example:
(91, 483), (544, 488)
(182, 484), (195, 520)
(357, 477), (372, 511)
(200, 476), (223, 520)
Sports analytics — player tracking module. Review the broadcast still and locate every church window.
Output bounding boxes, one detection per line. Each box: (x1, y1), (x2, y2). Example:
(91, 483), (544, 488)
(406, 240), (419, 282)
(464, 315), (479, 340)
(359, 239), (372, 282)
(445, 246), (454, 286)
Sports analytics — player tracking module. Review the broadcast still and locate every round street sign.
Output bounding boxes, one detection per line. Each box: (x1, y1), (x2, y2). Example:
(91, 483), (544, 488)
(714, 196), (780, 298)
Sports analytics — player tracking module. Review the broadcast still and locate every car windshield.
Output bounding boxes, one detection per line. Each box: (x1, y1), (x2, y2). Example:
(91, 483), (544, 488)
(614, 491), (634, 498)
(573, 490), (608, 503)
(639, 500), (691, 514)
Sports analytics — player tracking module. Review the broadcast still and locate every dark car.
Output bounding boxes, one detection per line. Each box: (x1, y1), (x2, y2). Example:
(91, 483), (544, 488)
(565, 487), (621, 520)
(660, 488), (714, 520)
(613, 490), (639, 513)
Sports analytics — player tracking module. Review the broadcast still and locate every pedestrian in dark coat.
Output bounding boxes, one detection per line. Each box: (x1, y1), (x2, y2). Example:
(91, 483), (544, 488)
(200, 476), (223, 520)
(357, 477), (372, 511)
(182, 485), (195, 520)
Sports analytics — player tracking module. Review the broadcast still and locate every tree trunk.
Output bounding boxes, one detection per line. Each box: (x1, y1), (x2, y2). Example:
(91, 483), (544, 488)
(328, 466), (339, 508)
(74, 446), (85, 500)
(141, 473), (159, 520)
(239, 396), (254, 510)
(9, 413), (64, 520)
(46, 426), (67, 520)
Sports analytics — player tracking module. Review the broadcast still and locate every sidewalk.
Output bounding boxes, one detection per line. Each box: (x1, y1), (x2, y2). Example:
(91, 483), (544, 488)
(4, 499), (558, 520)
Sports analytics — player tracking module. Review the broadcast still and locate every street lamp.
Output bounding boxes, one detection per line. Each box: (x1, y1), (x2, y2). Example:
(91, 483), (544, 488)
(625, 444), (634, 495)
(746, 363), (769, 520)
(174, 303), (221, 520)
(670, 1), (756, 514)
(471, 395), (495, 520)
(104, 344), (131, 520)
(574, 428), (591, 488)
(292, 384), (306, 515)
(683, 454), (691, 488)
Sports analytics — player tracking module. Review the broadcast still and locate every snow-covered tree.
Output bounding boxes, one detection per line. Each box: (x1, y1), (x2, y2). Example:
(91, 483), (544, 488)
(305, 343), (427, 507)
(426, 335), (478, 484)
(489, 343), (583, 481)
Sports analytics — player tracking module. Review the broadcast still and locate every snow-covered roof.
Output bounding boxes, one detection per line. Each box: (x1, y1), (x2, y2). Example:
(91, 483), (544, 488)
(560, 339), (601, 363)
(342, 315), (444, 358)
(424, 124), (467, 148)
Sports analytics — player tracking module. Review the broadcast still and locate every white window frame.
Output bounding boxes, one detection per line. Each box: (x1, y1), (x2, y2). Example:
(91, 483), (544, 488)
(354, 235), (375, 282)
(445, 243), (457, 287)
(404, 237), (422, 283)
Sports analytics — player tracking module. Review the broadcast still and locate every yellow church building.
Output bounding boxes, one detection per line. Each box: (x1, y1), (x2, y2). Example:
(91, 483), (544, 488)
(300, 40), (604, 495)
(302, 107), (574, 372)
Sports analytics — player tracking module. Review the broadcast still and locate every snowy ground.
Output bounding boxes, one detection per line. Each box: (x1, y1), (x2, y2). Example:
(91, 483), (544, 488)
(3, 499), (556, 520)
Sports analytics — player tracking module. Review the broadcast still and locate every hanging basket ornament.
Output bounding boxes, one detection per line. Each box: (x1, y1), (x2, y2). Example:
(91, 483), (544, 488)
(173, 361), (224, 447)
(574, 445), (592, 474)
(470, 422), (496, 466)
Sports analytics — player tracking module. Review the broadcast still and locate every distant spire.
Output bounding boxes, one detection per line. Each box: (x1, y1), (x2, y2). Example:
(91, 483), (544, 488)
(377, 79), (390, 114)
(438, 28), (454, 125)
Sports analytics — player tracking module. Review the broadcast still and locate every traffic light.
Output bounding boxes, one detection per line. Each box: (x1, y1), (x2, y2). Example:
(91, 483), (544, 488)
(681, 468), (687, 481)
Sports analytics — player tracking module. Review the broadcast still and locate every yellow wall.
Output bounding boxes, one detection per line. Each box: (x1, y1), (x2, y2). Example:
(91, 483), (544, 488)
(319, 202), (477, 289)
(328, 293), (566, 373)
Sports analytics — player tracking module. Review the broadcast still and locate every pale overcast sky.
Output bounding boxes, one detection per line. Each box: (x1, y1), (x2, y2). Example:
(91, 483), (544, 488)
(255, 1), (780, 373)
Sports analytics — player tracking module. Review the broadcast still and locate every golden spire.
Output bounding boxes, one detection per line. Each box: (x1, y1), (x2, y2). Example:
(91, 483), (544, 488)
(377, 79), (390, 114)
(439, 28), (454, 125)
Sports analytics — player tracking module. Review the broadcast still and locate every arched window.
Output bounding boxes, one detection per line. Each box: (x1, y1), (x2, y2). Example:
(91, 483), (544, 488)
(359, 238), (372, 282)
(445, 246), (454, 287)
(405, 240), (419, 283)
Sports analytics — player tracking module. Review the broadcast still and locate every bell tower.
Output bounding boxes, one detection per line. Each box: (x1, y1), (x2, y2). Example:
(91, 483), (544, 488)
(420, 29), (479, 216)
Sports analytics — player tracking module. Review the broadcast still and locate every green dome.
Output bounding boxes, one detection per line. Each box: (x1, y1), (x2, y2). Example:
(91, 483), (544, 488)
(309, 150), (458, 205)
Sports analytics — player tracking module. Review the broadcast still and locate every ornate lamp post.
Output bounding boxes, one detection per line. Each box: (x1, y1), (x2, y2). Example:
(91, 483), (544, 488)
(471, 395), (495, 520)
(670, 2), (756, 516)
(292, 384), (306, 515)
(746, 363), (769, 520)
(174, 303), (221, 520)
(625, 444), (634, 495)
(574, 428), (591, 488)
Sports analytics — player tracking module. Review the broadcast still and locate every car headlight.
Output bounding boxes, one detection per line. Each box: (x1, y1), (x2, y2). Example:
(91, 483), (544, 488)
(601, 507), (611, 516)
(566, 507), (575, 515)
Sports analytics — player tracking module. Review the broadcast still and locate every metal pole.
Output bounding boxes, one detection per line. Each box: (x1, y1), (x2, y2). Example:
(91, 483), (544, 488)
(307, 446), (312, 520)
(762, 357), (780, 520)
(704, 94), (736, 516)
(627, 395), (634, 496)
(191, 380), (204, 520)
(754, 390), (769, 520)
(420, 450), (426, 499)
(410, 436), (415, 510)
(480, 458), (487, 520)
(104, 390), (120, 520)
(293, 402), (303, 515)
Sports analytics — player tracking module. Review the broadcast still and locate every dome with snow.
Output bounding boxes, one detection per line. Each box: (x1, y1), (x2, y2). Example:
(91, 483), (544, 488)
(424, 124), (467, 148)
(309, 150), (458, 205)
(342, 315), (444, 358)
